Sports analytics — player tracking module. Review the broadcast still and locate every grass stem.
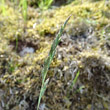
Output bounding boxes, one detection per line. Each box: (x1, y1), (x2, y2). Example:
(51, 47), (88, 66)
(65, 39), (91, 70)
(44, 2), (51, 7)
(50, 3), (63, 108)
(37, 15), (71, 110)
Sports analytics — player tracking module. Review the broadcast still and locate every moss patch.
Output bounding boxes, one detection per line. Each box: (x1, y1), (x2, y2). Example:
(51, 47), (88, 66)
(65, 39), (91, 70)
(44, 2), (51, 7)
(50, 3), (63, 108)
(0, 0), (110, 110)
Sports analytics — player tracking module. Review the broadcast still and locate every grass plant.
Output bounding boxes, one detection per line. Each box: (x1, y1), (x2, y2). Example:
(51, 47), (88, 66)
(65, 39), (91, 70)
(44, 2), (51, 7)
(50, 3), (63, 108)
(19, 0), (27, 21)
(75, 85), (85, 93)
(15, 35), (18, 51)
(66, 71), (80, 97)
(37, 15), (71, 110)
(38, 0), (53, 10)
(70, 71), (80, 89)
(1, 0), (6, 16)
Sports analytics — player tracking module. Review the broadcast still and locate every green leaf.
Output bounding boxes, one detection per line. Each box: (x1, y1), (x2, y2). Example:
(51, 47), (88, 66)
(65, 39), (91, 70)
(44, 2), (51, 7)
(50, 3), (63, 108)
(37, 15), (71, 110)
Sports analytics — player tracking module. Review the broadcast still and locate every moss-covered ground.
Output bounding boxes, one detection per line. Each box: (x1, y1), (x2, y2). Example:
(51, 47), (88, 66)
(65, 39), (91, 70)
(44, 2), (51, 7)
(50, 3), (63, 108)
(0, 0), (110, 110)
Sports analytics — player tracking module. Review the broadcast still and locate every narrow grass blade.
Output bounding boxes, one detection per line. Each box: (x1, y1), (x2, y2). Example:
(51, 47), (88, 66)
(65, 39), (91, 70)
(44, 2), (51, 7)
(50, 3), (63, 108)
(22, 0), (27, 21)
(38, 0), (53, 10)
(75, 85), (85, 93)
(37, 78), (49, 110)
(41, 15), (71, 84)
(70, 71), (80, 89)
(1, 0), (6, 16)
(19, 0), (27, 21)
(37, 15), (71, 110)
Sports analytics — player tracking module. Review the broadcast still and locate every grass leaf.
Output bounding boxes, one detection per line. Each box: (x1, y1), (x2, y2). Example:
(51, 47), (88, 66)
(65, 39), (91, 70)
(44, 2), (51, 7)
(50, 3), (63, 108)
(37, 15), (71, 110)
(70, 71), (80, 89)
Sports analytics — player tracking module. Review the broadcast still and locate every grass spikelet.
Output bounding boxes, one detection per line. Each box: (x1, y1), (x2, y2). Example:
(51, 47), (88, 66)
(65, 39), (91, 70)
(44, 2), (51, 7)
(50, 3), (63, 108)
(37, 15), (71, 110)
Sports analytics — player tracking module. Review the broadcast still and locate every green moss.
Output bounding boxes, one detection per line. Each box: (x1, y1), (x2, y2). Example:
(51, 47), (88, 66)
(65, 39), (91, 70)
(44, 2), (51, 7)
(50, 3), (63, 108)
(0, 6), (24, 40)
(35, 0), (109, 35)
(0, 1), (110, 109)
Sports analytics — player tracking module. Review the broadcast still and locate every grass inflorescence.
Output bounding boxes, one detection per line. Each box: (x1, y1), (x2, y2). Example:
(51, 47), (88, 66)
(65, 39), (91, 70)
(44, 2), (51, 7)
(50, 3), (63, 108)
(37, 15), (71, 110)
